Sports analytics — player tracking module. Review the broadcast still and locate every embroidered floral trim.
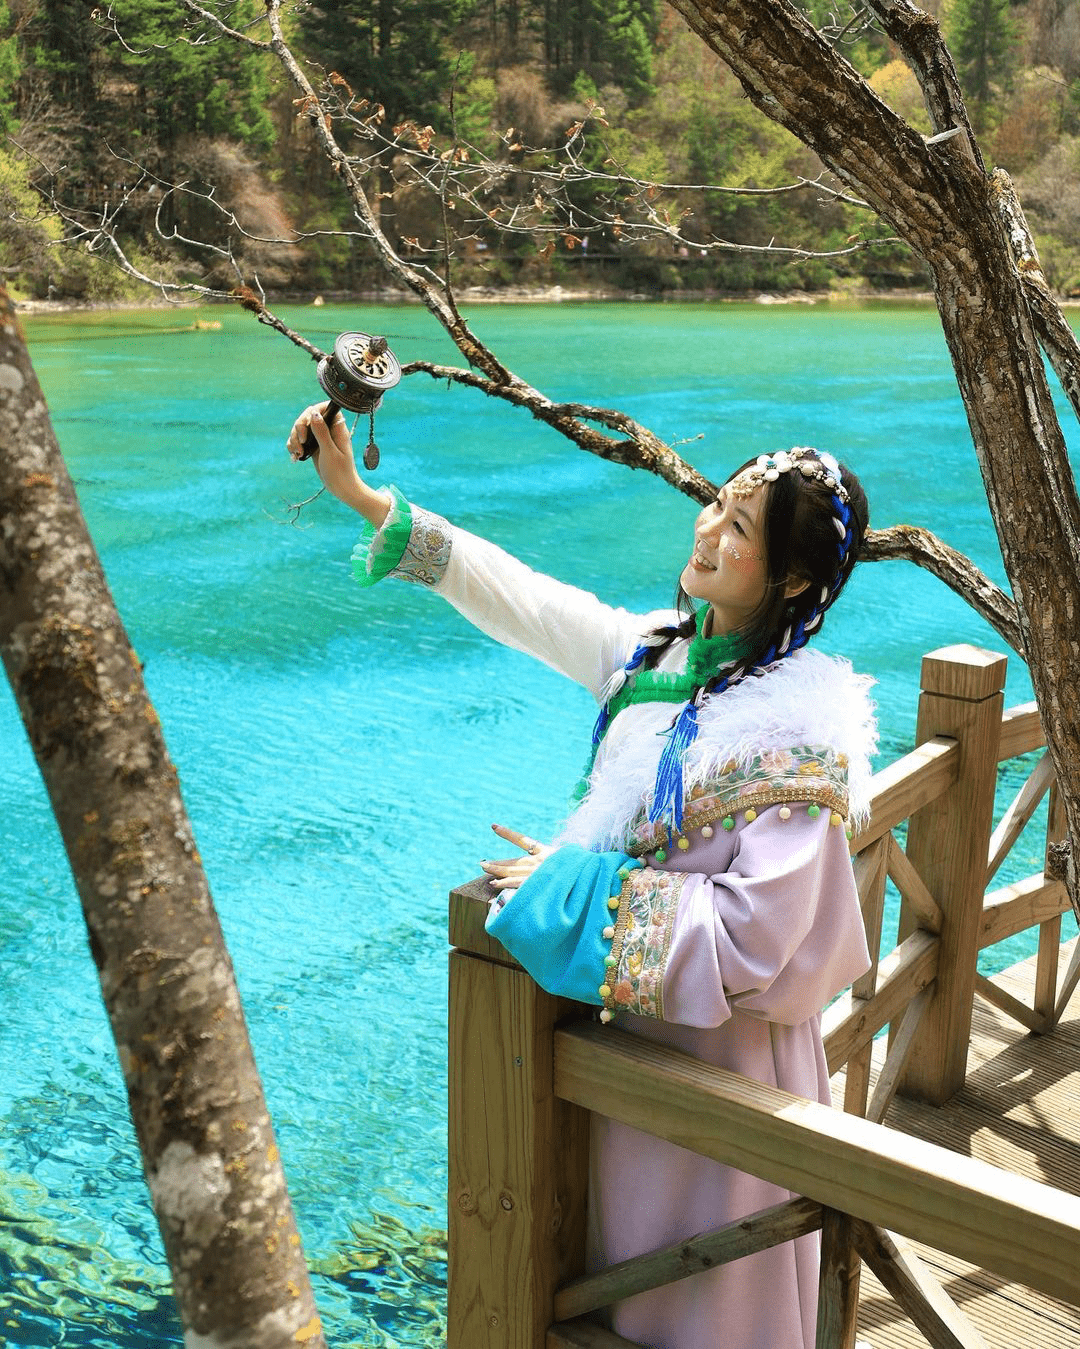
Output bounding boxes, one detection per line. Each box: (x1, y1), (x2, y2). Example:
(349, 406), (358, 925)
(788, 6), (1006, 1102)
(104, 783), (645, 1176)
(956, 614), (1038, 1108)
(602, 868), (683, 1021)
(350, 490), (452, 589)
(389, 504), (452, 587)
(625, 744), (850, 856)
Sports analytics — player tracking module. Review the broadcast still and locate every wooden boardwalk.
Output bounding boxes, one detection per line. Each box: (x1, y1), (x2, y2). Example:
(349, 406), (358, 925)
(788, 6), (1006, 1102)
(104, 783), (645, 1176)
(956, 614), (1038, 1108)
(847, 939), (1080, 1348)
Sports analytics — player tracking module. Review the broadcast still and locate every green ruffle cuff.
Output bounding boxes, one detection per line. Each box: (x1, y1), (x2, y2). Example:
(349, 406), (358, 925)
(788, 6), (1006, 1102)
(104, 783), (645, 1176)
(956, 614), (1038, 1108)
(349, 487), (453, 589)
(350, 486), (412, 588)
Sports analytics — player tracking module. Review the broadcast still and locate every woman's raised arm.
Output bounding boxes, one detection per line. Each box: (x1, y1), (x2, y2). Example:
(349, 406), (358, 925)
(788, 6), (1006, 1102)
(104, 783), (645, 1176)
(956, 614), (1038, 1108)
(286, 402), (391, 528)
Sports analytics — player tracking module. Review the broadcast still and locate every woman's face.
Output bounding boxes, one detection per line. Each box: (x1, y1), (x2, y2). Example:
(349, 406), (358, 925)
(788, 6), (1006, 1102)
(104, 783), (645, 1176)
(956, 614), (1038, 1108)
(681, 481), (770, 634)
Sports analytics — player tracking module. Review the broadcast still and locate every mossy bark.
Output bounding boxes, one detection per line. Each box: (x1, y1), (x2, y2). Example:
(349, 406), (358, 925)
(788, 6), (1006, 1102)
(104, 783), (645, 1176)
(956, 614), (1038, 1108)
(0, 286), (327, 1348)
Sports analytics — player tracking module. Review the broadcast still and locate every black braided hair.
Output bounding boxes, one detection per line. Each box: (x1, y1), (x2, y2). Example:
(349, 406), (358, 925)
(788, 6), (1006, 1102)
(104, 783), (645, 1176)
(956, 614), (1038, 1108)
(700, 454), (868, 698)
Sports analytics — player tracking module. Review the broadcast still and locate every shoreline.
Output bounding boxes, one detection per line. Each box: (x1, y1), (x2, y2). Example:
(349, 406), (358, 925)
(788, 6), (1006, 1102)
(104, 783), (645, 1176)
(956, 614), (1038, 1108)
(14, 284), (1078, 315)
(14, 284), (939, 315)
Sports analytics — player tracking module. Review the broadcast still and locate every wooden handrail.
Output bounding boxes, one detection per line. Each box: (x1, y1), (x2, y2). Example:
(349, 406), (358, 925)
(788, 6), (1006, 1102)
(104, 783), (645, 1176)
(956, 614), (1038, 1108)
(553, 1020), (1080, 1306)
(997, 701), (1044, 761)
(822, 928), (939, 1072)
(979, 872), (1069, 949)
(849, 736), (958, 851)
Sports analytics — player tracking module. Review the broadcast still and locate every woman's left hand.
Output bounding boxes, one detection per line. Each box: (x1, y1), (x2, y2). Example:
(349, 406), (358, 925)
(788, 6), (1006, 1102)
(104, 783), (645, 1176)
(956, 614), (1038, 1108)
(481, 824), (553, 892)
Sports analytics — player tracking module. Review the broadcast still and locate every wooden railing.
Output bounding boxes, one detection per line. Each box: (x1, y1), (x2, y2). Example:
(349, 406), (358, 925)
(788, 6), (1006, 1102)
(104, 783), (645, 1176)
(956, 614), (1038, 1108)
(447, 644), (1080, 1349)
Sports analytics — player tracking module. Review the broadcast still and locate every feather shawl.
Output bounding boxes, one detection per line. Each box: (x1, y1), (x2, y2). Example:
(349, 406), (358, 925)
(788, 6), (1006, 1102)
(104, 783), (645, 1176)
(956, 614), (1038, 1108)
(554, 647), (878, 853)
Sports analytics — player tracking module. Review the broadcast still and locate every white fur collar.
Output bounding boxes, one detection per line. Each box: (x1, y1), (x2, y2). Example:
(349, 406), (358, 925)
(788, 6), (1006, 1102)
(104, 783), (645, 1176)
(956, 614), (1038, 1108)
(554, 647), (877, 851)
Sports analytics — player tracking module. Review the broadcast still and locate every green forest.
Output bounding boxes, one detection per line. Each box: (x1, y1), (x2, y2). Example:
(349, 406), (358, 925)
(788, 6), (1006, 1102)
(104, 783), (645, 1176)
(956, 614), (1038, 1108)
(2, 0), (1079, 302)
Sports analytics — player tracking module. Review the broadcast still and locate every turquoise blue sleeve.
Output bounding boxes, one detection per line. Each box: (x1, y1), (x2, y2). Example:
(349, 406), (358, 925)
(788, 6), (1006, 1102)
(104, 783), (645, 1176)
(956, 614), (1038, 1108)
(485, 846), (643, 1004)
(350, 486), (412, 588)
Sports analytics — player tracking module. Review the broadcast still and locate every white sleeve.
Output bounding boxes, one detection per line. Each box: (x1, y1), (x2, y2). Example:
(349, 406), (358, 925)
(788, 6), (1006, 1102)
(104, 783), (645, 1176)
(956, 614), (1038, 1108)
(351, 490), (654, 701)
(435, 524), (647, 700)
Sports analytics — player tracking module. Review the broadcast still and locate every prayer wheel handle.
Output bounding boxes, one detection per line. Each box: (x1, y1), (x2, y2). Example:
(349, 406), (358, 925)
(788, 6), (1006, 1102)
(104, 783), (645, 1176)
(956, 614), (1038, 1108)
(299, 331), (401, 469)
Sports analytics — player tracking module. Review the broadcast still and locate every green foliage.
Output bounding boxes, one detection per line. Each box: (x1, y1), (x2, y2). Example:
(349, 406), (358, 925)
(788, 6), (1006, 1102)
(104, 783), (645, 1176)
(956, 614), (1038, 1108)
(20, 0), (97, 111)
(792, 0), (891, 77)
(100, 0), (274, 150)
(602, 0), (656, 101)
(0, 5), (19, 135)
(0, 144), (61, 296)
(446, 50), (498, 147)
(297, 0), (471, 132)
(12, 0), (1079, 301)
(540, 0), (658, 102)
(946, 0), (1020, 129)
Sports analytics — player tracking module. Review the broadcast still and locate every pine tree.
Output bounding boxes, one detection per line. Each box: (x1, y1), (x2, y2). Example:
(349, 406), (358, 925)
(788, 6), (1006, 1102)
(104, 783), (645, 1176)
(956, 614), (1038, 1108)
(0, 4), (19, 134)
(102, 0), (274, 151)
(947, 0), (1020, 130)
(297, 0), (470, 133)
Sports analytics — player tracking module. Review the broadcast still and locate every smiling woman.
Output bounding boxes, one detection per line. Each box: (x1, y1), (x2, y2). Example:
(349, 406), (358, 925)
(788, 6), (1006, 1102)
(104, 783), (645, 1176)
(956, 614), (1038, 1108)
(289, 401), (877, 1349)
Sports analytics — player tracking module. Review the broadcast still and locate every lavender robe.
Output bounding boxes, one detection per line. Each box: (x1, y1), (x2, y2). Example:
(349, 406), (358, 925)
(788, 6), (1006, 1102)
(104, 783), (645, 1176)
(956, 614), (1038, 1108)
(588, 805), (868, 1349)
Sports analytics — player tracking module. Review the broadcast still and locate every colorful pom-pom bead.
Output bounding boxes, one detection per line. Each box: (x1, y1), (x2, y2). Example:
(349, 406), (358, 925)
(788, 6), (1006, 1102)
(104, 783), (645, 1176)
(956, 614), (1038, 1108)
(604, 953), (617, 967)
(701, 824), (713, 839)
(603, 925), (615, 940)
(600, 1009), (613, 1024)
(599, 984), (612, 999)
(830, 812), (844, 828)
(722, 816), (735, 831)
(778, 806), (791, 821)
(655, 848), (667, 862)
(617, 866), (630, 880)
(845, 827), (854, 841)
(807, 803), (821, 818)
(677, 836), (689, 851)
(744, 808), (757, 823)
(607, 896), (619, 910)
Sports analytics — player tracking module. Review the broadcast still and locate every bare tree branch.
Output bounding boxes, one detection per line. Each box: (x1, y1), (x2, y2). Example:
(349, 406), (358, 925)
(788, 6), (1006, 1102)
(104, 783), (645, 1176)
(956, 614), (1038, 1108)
(404, 358), (720, 500)
(993, 170), (1080, 429)
(860, 0), (984, 171)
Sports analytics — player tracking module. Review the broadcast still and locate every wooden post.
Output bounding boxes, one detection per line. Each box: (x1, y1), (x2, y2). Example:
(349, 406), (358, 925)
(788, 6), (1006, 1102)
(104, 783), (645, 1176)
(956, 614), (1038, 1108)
(815, 1210), (861, 1349)
(896, 645), (1008, 1106)
(1034, 783), (1067, 1028)
(448, 879), (590, 1349)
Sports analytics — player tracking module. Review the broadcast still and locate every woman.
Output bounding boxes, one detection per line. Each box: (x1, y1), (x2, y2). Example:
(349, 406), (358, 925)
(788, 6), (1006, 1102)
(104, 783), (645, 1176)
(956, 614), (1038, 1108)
(288, 405), (876, 1349)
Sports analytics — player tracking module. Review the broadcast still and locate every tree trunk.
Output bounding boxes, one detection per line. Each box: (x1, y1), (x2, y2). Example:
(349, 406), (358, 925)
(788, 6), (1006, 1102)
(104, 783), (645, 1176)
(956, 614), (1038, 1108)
(668, 0), (1080, 912)
(0, 287), (328, 1348)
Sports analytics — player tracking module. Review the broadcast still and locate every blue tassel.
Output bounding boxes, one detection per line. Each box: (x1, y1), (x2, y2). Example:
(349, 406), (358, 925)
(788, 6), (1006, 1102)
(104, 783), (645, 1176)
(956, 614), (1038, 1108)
(648, 699), (700, 832)
(590, 702), (611, 751)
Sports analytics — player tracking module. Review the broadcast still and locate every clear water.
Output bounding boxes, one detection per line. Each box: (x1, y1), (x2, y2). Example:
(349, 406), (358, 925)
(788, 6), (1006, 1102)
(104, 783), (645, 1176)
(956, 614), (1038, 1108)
(3, 300), (1077, 1346)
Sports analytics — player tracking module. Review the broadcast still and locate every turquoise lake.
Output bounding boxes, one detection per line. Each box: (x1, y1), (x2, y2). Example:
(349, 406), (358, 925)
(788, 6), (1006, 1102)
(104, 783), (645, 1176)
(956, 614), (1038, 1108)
(3, 299), (1078, 1346)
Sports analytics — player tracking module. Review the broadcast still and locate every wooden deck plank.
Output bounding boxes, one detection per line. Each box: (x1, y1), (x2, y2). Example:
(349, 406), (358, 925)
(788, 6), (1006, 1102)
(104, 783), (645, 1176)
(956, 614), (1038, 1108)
(842, 938), (1080, 1347)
